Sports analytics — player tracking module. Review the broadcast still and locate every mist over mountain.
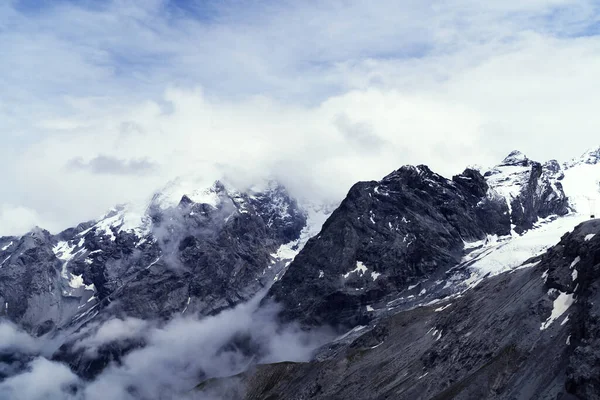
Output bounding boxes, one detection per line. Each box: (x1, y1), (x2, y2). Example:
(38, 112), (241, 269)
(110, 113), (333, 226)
(5, 0), (600, 398)
(0, 147), (599, 399)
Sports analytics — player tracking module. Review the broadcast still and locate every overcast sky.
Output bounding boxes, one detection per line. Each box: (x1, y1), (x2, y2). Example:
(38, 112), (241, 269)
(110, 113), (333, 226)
(1, 0), (600, 235)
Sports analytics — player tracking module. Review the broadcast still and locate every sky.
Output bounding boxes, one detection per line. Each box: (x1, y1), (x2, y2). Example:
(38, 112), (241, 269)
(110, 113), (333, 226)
(1, 0), (600, 235)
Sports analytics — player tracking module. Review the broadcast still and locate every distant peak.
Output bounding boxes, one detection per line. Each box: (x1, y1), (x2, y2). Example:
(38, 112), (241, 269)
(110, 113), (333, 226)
(564, 145), (600, 168)
(466, 164), (483, 172)
(579, 146), (600, 164)
(212, 180), (227, 193)
(500, 150), (529, 166)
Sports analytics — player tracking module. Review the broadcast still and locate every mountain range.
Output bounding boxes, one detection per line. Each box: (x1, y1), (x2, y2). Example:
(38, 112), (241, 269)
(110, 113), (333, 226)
(1, 147), (600, 400)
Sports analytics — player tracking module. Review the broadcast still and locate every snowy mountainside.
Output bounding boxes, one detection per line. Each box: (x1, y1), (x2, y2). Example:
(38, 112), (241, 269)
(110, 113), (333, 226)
(482, 147), (600, 222)
(0, 178), (331, 341)
(454, 145), (600, 288)
(238, 219), (600, 400)
(562, 146), (600, 216)
(224, 149), (600, 400)
(1, 147), (600, 399)
(267, 148), (600, 329)
(483, 150), (569, 234)
(428, 148), (600, 296)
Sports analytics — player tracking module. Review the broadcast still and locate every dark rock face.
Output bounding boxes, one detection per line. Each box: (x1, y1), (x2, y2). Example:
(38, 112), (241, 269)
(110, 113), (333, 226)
(230, 220), (600, 400)
(0, 150), (595, 391)
(268, 165), (510, 329)
(267, 151), (578, 331)
(0, 229), (75, 332)
(540, 220), (600, 400)
(83, 182), (307, 321)
(1, 180), (307, 379)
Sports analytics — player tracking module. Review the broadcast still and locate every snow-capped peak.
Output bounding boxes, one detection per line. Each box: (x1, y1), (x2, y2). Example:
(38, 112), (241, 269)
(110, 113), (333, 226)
(564, 145), (600, 169)
(476, 146), (600, 233)
(482, 150), (570, 235)
(484, 151), (533, 205)
(150, 177), (227, 210)
(500, 150), (529, 166)
(77, 203), (150, 241)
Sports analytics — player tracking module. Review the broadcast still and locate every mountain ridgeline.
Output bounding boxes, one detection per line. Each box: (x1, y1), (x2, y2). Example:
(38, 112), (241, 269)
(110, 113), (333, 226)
(268, 151), (570, 329)
(1, 181), (306, 332)
(0, 148), (599, 399)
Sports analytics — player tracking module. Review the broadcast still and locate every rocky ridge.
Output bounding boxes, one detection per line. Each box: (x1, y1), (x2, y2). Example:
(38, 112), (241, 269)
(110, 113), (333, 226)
(0, 147), (599, 398)
(268, 149), (584, 330)
(230, 219), (600, 400)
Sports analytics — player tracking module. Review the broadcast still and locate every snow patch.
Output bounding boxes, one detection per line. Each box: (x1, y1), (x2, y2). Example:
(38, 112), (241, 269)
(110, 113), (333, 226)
(343, 261), (368, 279)
(0, 255), (10, 267)
(269, 204), (333, 274)
(53, 240), (92, 295)
(335, 325), (367, 341)
(435, 303), (452, 312)
(431, 329), (443, 341)
(145, 257), (161, 270)
(466, 214), (586, 278)
(570, 256), (581, 269)
(181, 297), (191, 314)
(369, 211), (376, 224)
(585, 234), (596, 241)
(561, 159), (600, 215)
(540, 291), (575, 330)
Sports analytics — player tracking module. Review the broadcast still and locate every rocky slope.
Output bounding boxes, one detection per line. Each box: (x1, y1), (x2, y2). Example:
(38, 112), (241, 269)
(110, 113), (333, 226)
(268, 149), (579, 330)
(205, 219), (600, 400)
(0, 147), (599, 398)
(0, 179), (325, 379)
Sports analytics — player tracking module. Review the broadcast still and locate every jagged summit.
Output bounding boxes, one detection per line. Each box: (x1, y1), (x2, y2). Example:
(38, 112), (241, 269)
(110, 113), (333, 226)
(3, 147), (600, 399)
(564, 145), (600, 168)
(149, 176), (232, 211)
(579, 145), (600, 165)
(484, 150), (569, 234)
(0, 175), (318, 342)
(475, 147), (599, 219)
(500, 149), (529, 166)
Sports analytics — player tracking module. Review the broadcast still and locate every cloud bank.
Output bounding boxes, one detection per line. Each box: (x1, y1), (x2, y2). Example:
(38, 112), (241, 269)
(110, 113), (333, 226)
(0, 296), (333, 400)
(2, 0), (600, 235)
(67, 156), (158, 176)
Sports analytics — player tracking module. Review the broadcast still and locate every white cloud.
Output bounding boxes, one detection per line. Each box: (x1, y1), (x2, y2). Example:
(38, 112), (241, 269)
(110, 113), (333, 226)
(73, 317), (149, 357)
(0, 321), (39, 353)
(79, 296), (331, 400)
(0, 357), (80, 400)
(0, 205), (44, 237)
(1, 0), (600, 234)
(0, 295), (331, 400)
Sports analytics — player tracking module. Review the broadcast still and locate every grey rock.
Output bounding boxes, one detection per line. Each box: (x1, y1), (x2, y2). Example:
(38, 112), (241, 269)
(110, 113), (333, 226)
(228, 220), (600, 400)
(267, 165), (511, 329)
(1, 180), (308, 380)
